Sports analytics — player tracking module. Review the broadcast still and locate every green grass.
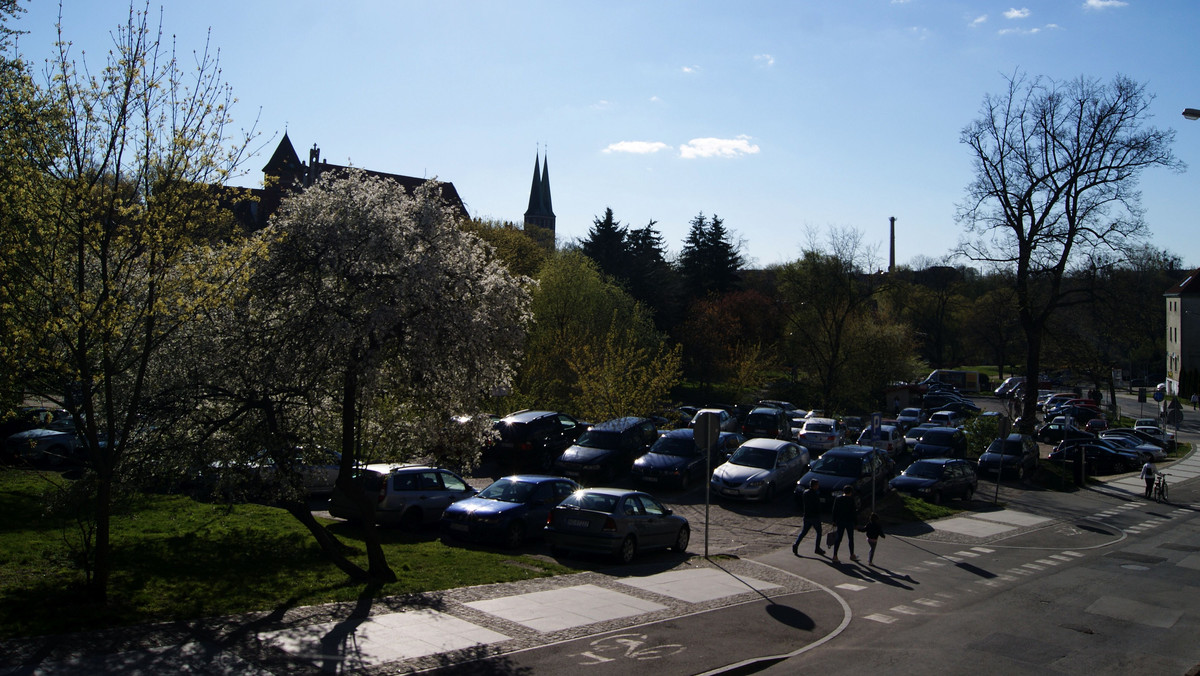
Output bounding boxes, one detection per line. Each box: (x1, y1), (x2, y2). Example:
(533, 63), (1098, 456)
(873, 492), (961, 524)
(0, 468), (573, 639)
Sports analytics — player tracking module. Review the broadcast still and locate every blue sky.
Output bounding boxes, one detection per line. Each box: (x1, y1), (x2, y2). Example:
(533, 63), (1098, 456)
(13, 1), (1200, 270)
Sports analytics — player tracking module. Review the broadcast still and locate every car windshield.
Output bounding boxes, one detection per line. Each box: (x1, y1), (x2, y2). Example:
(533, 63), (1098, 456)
(904, 461), (944, 479)
(729, 447), (777, 469)
(810, 455), (861, 477)
(988, 441), (1021, 456)
(648, 436), (696, 457)
(575, 430), (622, 450)
(900, 408), (920, 417)
(478, 478), (534, 503)
(746, 413), (775, 427)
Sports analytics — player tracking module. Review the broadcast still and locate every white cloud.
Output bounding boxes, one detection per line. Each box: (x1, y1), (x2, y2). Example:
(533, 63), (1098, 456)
(1004, 7), (1031, 19)
(754, 53), (775, 67)
(603, 141), (671, 155)
(909, 26), (931, 40)
(1084, 0), (1127, 8)
(649, 95), (661, 103)
(679, 135), (761, 159)
(998, 23), (1061, 36)
(681, 65), (699, 74)
(591, 100), (611, 110)
(970, 14), (988, 27)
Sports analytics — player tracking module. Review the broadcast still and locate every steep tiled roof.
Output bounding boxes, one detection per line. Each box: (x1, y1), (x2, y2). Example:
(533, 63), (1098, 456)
(1165, 268), (1200, 296)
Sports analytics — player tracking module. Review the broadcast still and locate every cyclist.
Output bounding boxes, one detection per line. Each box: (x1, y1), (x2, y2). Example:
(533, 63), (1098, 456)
(1140, 459), (1157, 499)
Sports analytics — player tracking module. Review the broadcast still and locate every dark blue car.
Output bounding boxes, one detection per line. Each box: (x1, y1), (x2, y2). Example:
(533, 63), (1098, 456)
(631, 429), (745, 490)
(439, 475), (579, 548)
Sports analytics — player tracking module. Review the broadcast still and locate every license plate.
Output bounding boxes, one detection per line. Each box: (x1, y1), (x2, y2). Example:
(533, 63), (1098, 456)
(449, 523), (469, 532)
(566, 518), (590, 528)
(722, 488), (740, 496)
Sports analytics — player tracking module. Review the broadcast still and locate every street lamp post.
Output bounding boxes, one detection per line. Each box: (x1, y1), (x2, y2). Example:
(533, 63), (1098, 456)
(1185, 109), (1200, 121)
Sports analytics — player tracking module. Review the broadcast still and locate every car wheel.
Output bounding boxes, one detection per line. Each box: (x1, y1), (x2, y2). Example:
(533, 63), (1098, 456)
(1016, 465), (1026, 481)
(550, 545), (569, 558)
(678, 472), (691, 491)
(762, 483), (775, 502)
(930, 491), (944, 505)
(671, 525), (690, 553)
(964, 486), (975, 502)
(617, 535), (637, 564)
(504, 521), (526, 549)
(538, 452), (555, 472)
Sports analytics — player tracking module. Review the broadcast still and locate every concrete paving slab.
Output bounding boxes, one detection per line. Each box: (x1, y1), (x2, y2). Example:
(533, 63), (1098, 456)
(1177, 553), (1200, 570)
(615, 567), (781, 603)
(464, 584), (667, 632)
(929, 516), (1018, 537)
(262, 609), (510, 668)
(1085, 595), (1182, 628)
(970, 510), (1053, 527)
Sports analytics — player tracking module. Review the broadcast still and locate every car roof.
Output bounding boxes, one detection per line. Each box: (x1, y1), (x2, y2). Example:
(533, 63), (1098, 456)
(571, 487), (644, 498)
(589, 416), (650, 431)
(501, 409), (560, 423)
(747, 406), (783, 415)
(822, 445), (878, 457)
(911, 457), (963, 466)
(739, 437), (796, 451)
(497, 474), (576, 483)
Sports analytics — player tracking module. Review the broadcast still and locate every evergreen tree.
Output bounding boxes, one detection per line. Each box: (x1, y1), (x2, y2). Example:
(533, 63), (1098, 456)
(625, 220), (681, 330)
(678, 212), (743, 297)
(580, 207), (628, 279)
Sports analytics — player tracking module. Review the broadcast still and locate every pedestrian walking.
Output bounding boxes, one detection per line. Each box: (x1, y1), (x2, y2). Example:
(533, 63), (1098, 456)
(830, 485), (859, 563)
(792, 479), (825, 557)
(1140, 459), (1157, 499)
(858, 512), (885, 566)
(1191, 393), (1198, 411)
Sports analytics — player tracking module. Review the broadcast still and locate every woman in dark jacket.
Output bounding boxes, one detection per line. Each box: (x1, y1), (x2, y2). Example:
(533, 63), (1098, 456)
(831, 486), (858, 563)
(858, 512), (885, 565)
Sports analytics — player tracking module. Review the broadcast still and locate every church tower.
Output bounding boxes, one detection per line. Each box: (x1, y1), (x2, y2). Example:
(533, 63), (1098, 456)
(523, 152), (555, 239)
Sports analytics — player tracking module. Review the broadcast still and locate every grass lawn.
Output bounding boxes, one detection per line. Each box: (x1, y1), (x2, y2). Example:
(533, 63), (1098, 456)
(0, 468), (574, 640)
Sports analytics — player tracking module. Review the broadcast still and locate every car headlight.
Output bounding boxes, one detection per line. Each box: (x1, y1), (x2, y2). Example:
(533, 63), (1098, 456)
(746, 480), (764, 488)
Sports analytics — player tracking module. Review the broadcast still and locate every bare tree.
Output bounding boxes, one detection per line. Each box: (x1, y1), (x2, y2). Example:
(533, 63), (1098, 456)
(956, 71), (1182, 428)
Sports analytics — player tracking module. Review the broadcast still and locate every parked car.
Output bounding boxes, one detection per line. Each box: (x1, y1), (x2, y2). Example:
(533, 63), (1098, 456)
(904, 422), (938, 448)
(994, 376), (1024, 398)
(741, 406), (794, 440)
(855, 424), (906, 458)
(756, 400), (805, 419)
(688, 408), (738, 432)
(1100, 427), (1166, 449)
(1039, 393), (1076, 412)
(1054, 437), (1152, 465)
(1084, 418), (1108, 433)
(927, 410), (966, 429)
(710, 438), (809, 502)
(977, 433), (1039, 480)
(0, 406), (71, 443)
(1096, 434), (1165, 462)
(3, 418), (83, 465)
(553, 417), (657, 483)
(796, 417), (843, 455)
(440, 475), (579, 548)
(484, 410), (585, 471)
(329, 464), (476, 527)
(1048, 443), (1143, 475)
(910, 426), (969, 460)
(935, 400), (981, 416)
(631, 429), (744, 489)
(794, 445), (893, 510)
(1035, 417), (1095, 445)
(250, 446), (342, 496)
(895, 407), (923, 431)
(544, 488), (689, 563)
(889, 458), (978, 504)
(841, 416), (866, 441)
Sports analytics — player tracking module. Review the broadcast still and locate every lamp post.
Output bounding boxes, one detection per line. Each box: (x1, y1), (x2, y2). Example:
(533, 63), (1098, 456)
(1184, 108), (1200, 121)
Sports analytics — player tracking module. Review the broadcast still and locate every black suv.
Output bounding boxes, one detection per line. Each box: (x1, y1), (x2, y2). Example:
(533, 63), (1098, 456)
(741, 406), (793, 440)
(977, 433), (1039, 480)
(554, 417), (658, 483)
(484, 410), (585, 471)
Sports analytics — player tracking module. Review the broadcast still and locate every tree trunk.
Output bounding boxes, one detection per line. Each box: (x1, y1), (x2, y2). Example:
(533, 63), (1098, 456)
(339, 365), (396, 584)
(284, 504), (369, 580)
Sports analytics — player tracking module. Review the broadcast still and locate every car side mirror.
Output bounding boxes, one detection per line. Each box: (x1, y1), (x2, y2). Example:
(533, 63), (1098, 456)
(663, 507), (673, 516)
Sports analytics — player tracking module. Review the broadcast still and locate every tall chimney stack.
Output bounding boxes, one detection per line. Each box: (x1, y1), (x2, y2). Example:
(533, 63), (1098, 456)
(889, 216), (896, 274)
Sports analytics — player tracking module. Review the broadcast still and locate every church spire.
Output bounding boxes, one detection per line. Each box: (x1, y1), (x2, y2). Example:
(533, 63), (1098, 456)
(523, 149), (556, 237)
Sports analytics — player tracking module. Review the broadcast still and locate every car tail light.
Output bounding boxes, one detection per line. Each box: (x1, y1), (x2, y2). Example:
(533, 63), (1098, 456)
(602, 517), (617, 532)
(519, 442), (533, 451)
(546, 512), (555, 526)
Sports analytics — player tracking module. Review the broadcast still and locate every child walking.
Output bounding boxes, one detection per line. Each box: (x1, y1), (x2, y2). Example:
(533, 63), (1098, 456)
(859, 512), (885, 566)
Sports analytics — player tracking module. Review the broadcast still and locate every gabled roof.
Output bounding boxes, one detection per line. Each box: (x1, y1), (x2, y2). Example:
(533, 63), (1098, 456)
(1165, 268), (1200, 296)
(262, 132), (302, 176)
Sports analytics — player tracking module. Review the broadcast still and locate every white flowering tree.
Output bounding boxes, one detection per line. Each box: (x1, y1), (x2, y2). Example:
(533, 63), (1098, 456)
(178, 171), (531, 583)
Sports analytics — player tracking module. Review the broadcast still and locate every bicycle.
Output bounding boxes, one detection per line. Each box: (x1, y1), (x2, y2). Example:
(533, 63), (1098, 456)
(1153, 473), (1170, 503)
